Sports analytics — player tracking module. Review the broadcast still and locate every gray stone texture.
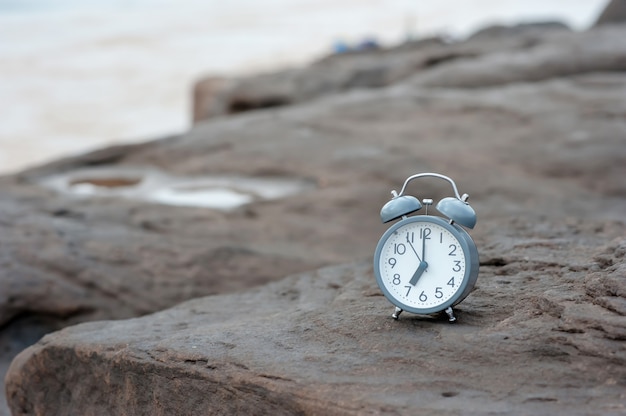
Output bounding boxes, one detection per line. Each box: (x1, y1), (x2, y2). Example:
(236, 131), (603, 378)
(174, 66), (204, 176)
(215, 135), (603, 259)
(3, 21), (626, 416)
(594, 0), (626, 26)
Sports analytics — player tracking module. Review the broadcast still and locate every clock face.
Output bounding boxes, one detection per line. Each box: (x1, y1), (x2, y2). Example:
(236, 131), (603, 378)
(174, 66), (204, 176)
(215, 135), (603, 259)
(374, 216), (472, 314)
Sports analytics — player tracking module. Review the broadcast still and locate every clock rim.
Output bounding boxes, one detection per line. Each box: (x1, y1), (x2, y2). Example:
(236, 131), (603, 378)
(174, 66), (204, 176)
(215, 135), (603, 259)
(373, 215), (479, 315)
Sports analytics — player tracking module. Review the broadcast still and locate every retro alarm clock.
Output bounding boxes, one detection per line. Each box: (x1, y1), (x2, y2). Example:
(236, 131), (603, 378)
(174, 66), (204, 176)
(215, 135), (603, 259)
(373, 172), (479, 322)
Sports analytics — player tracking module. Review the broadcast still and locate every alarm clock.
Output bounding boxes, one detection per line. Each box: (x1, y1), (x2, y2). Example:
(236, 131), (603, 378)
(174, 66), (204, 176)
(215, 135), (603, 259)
(373, 172), (479, 322)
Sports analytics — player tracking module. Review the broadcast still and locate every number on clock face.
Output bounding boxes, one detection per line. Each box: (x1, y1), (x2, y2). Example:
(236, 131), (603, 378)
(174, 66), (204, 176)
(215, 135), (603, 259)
(378, 220), (466, 309)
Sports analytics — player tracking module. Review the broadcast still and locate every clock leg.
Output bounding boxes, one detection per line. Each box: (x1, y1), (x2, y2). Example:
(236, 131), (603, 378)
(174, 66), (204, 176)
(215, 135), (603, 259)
(444, 306), (457, 323)
(392, 307), (403, 320)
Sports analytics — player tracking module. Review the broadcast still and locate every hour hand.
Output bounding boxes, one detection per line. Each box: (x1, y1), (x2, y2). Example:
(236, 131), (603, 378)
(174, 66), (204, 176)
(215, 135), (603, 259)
(409, 261), (428, 286)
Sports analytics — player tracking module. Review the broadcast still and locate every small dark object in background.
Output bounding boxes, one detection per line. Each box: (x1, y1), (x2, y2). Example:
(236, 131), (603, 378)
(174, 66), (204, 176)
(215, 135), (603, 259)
(333, 36), (380, 54)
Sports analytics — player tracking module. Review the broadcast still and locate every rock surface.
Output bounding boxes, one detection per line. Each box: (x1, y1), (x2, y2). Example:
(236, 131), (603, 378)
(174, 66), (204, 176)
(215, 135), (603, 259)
(407, 25), (626, 88)
(7, 226), (626, 415)
(193, 25), (626, 122)
(192, 21), (572, 121)
(594, 0), (626, 26)
(3, 23), (626, 416)
(467, 21), (569, 40)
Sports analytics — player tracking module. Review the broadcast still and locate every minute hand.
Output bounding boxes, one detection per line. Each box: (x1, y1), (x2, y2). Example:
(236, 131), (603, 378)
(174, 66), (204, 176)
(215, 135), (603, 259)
(409, 233), (429, 286)
(421, 231), (426, 265)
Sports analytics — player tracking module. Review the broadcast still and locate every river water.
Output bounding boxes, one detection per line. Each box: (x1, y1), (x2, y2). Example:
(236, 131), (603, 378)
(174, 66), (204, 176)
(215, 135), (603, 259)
(0, 0), (607, 173)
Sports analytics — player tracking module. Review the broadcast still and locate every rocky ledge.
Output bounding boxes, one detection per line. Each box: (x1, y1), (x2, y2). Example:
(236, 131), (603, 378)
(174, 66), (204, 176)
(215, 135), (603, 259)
(192, 24), (626, 122)
(7, 223), (626, 414)
(3, 19), (626, 416)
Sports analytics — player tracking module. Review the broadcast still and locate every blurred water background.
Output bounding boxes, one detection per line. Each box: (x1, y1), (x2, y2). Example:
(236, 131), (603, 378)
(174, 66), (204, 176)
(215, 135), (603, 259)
(0, 0), (607, 173)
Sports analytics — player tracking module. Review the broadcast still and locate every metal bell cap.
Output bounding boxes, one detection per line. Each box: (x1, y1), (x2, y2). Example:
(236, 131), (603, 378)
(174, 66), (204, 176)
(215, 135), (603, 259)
(380, 195), (422, 223)
(436, 197), (477, 229)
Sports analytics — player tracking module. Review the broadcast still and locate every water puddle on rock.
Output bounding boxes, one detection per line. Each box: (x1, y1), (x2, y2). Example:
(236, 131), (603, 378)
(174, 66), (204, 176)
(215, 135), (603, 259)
(39, 167), (315, 210)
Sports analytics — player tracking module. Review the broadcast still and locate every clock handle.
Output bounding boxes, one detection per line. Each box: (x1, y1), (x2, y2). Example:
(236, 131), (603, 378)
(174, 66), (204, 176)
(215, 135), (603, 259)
(394, 172), (476, 229)
(396, 172), (465, 201)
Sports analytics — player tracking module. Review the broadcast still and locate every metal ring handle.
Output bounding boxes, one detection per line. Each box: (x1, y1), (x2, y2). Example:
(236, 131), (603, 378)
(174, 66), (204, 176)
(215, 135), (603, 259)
(394, 172), (465, 201)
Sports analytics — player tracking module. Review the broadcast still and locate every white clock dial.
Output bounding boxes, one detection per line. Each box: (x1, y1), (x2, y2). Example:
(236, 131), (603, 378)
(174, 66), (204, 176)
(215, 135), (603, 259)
(375, 217), (468, 313)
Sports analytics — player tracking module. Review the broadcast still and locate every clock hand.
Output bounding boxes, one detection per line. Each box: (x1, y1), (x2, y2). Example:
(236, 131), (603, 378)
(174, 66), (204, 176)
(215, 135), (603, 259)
(406, 237), (422, 263)
(421, 230), (427, 268)
(409, 260), (428, 286)
(409, 230), (430, 286)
